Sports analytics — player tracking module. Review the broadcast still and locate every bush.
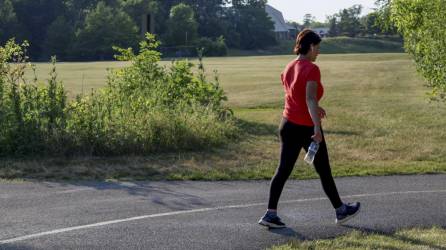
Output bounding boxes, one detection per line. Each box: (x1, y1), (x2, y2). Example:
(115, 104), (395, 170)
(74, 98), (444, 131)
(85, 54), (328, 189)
(159, 36), (228, 58)
(0, 35), (238, 157)
(0, 40), (67, 156)
(66, 34), (236, 155)
(195, 36), (228, 57)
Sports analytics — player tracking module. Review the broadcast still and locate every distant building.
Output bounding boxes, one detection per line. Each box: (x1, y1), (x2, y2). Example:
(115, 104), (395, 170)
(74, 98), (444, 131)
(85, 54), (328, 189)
(265, 4), (296, 40)
(312, 27), (330, 38)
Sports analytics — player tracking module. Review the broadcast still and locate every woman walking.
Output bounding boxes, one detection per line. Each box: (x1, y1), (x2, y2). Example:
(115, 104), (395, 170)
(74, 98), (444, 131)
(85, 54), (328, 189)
(258, 29), (360, 229)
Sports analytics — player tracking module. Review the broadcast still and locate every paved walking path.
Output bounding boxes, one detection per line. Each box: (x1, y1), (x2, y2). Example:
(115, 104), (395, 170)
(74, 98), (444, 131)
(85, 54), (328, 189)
(1, 174), (445, 249)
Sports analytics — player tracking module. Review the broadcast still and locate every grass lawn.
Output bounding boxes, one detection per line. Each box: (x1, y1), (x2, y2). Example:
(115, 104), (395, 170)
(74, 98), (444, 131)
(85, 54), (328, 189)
(270, 227), (446, 250)
(2, 53), (445, 181)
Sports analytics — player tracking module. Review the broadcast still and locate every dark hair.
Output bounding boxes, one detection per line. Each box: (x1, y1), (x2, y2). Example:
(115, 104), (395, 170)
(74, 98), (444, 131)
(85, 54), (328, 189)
(293, 29), (322, 55)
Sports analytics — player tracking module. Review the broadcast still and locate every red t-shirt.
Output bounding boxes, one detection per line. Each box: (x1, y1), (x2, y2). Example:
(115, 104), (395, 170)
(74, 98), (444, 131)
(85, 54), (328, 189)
(281, 59), (324, 126)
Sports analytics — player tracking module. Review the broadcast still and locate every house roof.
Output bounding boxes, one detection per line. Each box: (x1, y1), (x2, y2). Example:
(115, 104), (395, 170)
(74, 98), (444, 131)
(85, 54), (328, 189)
(265, 4), (294, 32)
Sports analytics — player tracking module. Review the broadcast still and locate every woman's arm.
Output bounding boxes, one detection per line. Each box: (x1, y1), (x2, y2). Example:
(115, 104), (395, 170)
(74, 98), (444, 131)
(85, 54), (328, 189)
(306, 81), (323, 143)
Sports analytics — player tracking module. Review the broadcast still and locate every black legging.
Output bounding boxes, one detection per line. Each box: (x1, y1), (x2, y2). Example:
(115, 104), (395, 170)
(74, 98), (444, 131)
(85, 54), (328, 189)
(268, 118), (343, 210)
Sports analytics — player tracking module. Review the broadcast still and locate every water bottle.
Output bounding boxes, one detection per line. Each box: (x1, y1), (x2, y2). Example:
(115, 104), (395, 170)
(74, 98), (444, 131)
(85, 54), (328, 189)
(304, 141), (319, 165)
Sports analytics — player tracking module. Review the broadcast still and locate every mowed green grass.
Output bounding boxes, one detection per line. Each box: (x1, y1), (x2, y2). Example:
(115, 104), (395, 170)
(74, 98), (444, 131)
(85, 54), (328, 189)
(6, 53), (444, 181)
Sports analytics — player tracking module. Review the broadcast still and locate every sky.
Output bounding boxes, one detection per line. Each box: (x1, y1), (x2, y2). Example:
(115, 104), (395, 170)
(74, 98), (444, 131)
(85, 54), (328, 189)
(267, 0), (377, 23)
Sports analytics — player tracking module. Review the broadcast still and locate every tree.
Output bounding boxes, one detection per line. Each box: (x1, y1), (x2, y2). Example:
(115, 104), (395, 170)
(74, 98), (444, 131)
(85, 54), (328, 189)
(10, 0), (67, 59)
(388, 0), (446, 101)
(72, 1), (139, 60)
(326, 5), (362, 37)
(327, 15), (339, 36)
(374, 0), (398, 35)
(42, 16), (75, 60)
(186, 0), (230, 39)
(154, 0), (229, 43)
(2, 0), (161, 60)
(119, 0), (158, 31)
(165, 3), (198, 46)
(230, 0), (276, 49)
(303, 14), (315, 28)
(310, 21), (329, 29)
(361, 12), (382, 36)
(0, 0), (22, 44)
(337, 5), (362, 37)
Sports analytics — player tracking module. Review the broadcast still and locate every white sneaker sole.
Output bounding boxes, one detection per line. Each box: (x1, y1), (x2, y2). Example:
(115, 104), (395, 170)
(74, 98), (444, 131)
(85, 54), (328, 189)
(336, 207), (361, 225)
(258, 219), (286, 229)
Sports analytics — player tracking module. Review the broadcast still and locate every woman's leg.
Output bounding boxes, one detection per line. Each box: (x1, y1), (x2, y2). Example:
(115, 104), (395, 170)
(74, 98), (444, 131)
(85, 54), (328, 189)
(267, 120), (302, 210)
(306, 131), (343, 209)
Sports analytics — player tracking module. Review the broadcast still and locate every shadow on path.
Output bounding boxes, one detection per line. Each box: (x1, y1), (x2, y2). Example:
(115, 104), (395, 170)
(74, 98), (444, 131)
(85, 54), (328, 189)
(268, 227), (307, 241)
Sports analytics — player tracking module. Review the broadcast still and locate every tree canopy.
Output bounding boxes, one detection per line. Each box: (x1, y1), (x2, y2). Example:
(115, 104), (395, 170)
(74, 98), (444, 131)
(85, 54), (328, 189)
(0, 0), (279, 60)
(165, 3), (198, 46)
(386, 0), (446, 101)
(73, 1), (139, 60)
(326, 5), (362, 37)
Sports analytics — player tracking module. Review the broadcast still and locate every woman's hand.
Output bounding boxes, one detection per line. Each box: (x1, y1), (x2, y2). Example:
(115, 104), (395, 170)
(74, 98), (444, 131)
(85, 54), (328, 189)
(318, 107), (326, 119)
(312, 126), (323, 143)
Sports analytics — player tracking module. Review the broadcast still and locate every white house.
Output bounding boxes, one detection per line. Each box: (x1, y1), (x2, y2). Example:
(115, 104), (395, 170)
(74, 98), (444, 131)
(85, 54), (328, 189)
(265, 4), (296, 40)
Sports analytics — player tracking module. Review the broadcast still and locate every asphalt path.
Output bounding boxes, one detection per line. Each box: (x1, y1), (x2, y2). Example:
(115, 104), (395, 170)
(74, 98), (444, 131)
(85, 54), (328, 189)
(0, 174), (445, 250)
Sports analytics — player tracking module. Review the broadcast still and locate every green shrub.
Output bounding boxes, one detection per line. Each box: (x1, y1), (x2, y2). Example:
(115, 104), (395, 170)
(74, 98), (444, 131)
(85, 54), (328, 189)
(0, 34), (238, 157)
(195, 36), (228, 57)
(159, 36), (227, 58)
(0, 40), (68, 156)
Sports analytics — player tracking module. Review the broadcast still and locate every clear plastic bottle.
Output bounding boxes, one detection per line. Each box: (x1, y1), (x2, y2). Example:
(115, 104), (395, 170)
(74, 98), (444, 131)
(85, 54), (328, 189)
(304, 141), (319, 165)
